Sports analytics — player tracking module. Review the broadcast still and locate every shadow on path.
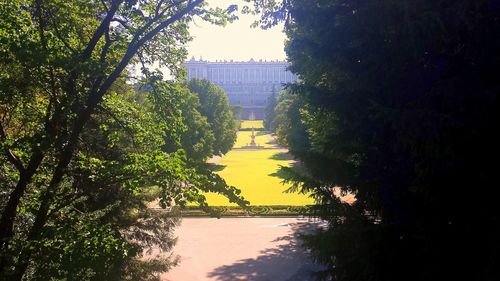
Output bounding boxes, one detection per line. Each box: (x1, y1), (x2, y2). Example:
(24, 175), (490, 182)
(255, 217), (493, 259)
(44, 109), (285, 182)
(206, 222), (323, 281)
(269, 151), (294, 161)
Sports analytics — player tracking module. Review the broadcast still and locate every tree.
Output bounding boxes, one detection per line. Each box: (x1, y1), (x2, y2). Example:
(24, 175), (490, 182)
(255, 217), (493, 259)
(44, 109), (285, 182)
(162, 86), (216, 163)
(231, 105), (243, 124)
(0, 1), (243, 279)
(263, 87), (277, 131)
(187, 78), (238, 156)
(272, 89), (308, 150)
(252, 0), (500, 280)
(159, 80), (246, 213)
(23, 78), (186, 280)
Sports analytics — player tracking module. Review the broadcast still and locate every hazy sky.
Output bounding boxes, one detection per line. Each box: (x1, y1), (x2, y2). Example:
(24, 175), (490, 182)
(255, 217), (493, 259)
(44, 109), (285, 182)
(187, 0), (287, 61)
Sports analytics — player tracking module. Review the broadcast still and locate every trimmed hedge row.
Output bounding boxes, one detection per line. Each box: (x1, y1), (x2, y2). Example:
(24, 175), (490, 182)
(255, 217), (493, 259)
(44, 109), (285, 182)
(238, 128), (266, 132)
(164, 205), (315, 217)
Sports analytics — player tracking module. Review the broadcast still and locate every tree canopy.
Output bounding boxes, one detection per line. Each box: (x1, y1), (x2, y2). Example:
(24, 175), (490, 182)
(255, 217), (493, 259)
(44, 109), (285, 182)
(263, 0), (500, 280)
(263, 87), (277, 131)
(186, 78), (238, 156)
(162, 85), (216, 163)
(0, 1), (245, 280)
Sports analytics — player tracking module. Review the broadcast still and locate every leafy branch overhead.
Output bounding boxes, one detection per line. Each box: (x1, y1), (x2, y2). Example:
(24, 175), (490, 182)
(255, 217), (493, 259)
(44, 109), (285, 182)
(0, 0), (245, 280)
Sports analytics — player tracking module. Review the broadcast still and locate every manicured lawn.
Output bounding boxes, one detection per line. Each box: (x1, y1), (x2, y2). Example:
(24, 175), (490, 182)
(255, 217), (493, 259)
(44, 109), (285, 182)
(205, 149), (314, 206)
(233, 131), (276, 148)
(239, 120), (264, 129)
(203, 120), (314, 206)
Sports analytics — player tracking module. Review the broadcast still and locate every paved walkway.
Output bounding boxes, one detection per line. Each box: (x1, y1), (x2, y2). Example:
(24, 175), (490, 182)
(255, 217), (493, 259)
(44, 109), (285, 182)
(161, 217), (324, 281)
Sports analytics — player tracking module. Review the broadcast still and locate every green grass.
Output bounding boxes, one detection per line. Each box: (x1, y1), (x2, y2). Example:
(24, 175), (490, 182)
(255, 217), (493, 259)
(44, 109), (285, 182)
(239, 120), (264, 129)
(202, 120), (314, 207)
(233, 131), (276, 148)
(205, 149), (314, 206)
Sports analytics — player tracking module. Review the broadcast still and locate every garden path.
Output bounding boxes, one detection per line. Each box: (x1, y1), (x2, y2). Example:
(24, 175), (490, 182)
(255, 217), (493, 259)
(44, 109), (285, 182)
(161, 217), (324, 281)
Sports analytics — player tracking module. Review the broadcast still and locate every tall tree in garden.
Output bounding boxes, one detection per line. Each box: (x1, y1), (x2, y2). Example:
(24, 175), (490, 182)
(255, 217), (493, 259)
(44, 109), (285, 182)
(23, 78), (190, 280)
(231, 104), (243, 123)
(163, 87), (217, 163)
(0, 0), (245, 280)
(271, 89), (308, 150)
(164, 78), (239, 162)
(250, 0), (500, 280)
(263, 87), (277, 131)
(187, 78), (238, 156)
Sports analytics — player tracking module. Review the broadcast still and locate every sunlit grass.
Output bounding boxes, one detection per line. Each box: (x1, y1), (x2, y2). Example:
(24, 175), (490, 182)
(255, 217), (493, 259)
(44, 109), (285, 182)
(239, 120), (264, 129)
(202, 120), (314, 206)
(205, 148), (315, 206)
(233, 131), (276, 148)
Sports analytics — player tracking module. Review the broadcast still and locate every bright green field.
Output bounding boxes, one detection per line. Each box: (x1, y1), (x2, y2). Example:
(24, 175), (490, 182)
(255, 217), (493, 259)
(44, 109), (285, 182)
(240, 120), (264, 129)
(204, 120), (314, 206)
(233, 131), (276, 148)
(205, 149), (314, 206)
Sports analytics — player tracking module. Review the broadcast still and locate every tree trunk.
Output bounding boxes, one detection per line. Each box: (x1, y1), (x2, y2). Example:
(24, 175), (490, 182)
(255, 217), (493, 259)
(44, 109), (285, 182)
(0, 152), (44, 273)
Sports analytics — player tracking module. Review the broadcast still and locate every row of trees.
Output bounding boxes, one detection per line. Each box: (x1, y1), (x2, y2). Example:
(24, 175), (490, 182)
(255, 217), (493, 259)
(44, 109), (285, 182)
(263, 0), (499, 280)
(0, 1), (241, 280)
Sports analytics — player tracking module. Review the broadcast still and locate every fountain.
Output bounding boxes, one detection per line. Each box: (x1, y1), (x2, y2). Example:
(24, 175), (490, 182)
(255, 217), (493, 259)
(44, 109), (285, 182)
(242, 126), (264, 149)
(249, 127), (257, 146)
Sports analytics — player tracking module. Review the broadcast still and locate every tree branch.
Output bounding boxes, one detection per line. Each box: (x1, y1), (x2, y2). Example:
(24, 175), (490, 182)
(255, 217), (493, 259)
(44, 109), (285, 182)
(0, 120), (25, 173)
(131, 0), (188, 47)
(111, 17), (130, 29)
(81, 0), (122, 61)
(134, 0), (200, 54)
(89, 0), (203, 114)
(100, 28), (114, 66)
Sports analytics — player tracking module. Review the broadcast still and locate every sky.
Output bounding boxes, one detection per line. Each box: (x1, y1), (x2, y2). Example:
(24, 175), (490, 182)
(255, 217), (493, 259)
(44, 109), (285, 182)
(186, 0), (287, 61)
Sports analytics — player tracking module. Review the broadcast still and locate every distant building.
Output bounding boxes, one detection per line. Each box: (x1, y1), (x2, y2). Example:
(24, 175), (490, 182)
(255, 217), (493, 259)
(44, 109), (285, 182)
(183, 57), (297, 119)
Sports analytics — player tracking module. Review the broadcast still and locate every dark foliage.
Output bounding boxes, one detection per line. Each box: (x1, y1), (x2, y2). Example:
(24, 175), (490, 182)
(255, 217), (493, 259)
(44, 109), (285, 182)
(273, 0), (500, 280)
(264, 87), (278, 131)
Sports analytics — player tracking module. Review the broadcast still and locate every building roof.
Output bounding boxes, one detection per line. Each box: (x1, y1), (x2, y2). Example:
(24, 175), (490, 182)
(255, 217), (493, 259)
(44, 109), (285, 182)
(185, 57), (289, 65)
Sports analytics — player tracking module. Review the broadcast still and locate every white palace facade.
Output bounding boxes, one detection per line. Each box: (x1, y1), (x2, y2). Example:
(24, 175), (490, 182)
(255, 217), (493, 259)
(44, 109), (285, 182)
(184, 57), (297, 119)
